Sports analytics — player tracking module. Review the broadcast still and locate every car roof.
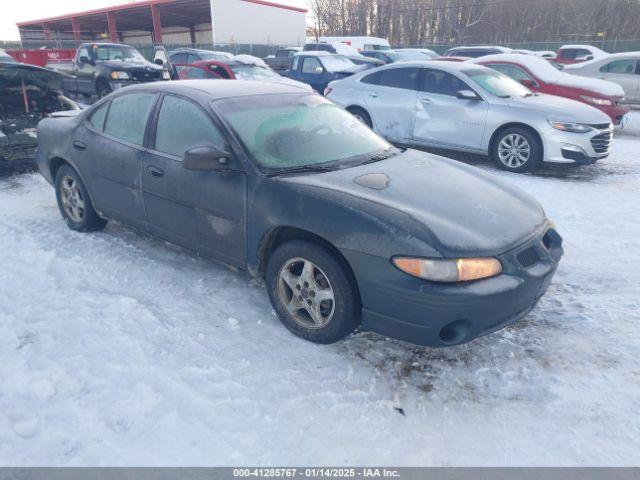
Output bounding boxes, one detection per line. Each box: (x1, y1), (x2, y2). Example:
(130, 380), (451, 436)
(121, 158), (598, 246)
(378, 59), (487, 73)
(294, 50), (333, 57)
(118, 79), (306, 100)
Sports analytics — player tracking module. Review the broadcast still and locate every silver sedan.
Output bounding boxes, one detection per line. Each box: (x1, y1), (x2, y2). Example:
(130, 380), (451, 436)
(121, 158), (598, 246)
(326, 61), (613, 173)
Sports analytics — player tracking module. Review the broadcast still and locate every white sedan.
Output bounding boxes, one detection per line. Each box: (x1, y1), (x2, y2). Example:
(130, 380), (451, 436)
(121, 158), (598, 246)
(564, 52), (640, 103)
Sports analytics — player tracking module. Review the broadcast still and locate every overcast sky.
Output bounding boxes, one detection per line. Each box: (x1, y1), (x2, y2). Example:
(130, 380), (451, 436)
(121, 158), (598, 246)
(0, 0), (309, 41)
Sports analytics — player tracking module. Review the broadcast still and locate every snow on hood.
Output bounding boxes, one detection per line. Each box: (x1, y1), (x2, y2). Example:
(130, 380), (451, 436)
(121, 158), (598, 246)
(233, 55), (268, 68)
(282, 149), (547, 256)
(474, 54), (625, 97)
(103, 58), (163, 71)
(507, 92), (611, 124)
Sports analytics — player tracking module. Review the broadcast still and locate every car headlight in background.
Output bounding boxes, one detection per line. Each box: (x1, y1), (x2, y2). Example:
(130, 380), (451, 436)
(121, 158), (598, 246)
(392, 257), (502, 282)
(579, 95), (613, 106)
(110, 71), (130, 80)
(548, 120), (592, 133)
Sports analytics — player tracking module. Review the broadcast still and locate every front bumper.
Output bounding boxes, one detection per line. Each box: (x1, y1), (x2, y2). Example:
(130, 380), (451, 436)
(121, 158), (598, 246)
(342, 225), (563, 347)
(542, 123), (613, 164)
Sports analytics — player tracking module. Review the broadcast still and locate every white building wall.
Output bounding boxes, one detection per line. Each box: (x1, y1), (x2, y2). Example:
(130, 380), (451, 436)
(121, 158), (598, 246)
(210, 0), (305, 46)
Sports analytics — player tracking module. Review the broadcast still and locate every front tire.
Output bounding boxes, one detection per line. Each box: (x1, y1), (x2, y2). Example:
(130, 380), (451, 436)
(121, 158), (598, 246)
(55, 165), (107, 232)
(266, 240), (360, 344)
(96, 79), (112, 99)
(491, 127), (542, 173)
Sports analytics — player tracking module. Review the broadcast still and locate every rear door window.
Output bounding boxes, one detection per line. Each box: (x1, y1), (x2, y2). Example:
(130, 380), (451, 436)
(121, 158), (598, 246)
(89, 102), (109, 131)
(485, 64), (535, 83)
(170, 52), (188, 64)
(302, 57), (323, 74)
(103, 93), (156, 146)
(420, 69), (471, 96)
(154, 95), (228, 158)
(362, 67), (419, 90)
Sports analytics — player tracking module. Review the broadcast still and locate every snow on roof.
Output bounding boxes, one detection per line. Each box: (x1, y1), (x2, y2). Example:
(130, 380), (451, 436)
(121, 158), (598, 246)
(450, 45), (512, 52)
(233, 54), (268, 68)
(472, 53), (624, 97)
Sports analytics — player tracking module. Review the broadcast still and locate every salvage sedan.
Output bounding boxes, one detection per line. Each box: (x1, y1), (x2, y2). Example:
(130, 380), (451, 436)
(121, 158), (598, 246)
(326, 61), (613, 172)
(35, 81), (563, 347)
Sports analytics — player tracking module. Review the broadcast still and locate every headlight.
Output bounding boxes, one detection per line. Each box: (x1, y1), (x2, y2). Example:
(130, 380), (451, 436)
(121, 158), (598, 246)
(110, 71), (130, 80)
(162, 70), (171, 80)
(392, 257), (502, 282)
(548, 120), (592, 133)
(579, 95), (613, 106)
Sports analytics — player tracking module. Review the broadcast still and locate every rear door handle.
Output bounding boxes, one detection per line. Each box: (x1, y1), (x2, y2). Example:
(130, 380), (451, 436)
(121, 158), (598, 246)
(370, 92), (379, 98)
(73, 140), (87, 150)
(420, 97), (433, 104)
(147, 166), (164, 178)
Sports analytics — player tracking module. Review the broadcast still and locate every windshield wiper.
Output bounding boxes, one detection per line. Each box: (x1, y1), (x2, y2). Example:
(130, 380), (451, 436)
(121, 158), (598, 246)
(358, 147), (400, 166)
(267, 164), (336, 176)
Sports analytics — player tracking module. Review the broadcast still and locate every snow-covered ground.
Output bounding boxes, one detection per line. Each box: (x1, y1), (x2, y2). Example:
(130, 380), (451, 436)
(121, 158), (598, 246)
(1, 113), (639, 467)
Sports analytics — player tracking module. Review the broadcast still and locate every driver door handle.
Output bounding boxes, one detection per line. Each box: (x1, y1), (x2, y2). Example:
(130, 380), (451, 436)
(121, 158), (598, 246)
(420, 97), (433, 104)
(73, 140), (87, 150)
(370, 92), (379, 98)
(147, 166), (164, 178)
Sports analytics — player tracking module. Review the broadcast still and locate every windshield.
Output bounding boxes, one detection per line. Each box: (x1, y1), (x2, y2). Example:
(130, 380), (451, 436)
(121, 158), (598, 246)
(95, 45), (145, 62)
(321, 55), (355, 71)
(215, 94), (391, 173)
(462, 68), (532, 97)
(230, 65), (278, 80)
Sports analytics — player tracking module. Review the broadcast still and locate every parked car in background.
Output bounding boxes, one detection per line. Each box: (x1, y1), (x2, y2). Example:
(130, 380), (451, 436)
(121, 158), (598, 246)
(46, 43), (169, 98)
(168, 48), (233, 65)
(555, 45), (607, 65)
(474, 54), (629, 124)
(534, 50), (558, 59)
(284, 52), (364, 93)
(563, 52), (640, 103)
(1, 61), (78, 166)
(361, 48), (439, 64)
(264, 47), (302, 71)
(1, 49), (18, 63)
(327, 61), (613, 172)
(174, 55), (310, 90)
(35, 80), (562, 347)
(318, 36), (391, 51)
(444, 46), (512, 58)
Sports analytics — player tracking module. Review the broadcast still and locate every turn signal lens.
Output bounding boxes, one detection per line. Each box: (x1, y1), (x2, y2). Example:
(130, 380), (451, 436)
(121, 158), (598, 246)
(392, 257), (502, 282)
(579, 95), (613, 106)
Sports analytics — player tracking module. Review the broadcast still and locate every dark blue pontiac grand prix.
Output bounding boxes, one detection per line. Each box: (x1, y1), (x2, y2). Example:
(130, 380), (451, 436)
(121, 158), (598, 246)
(35, 80), (563, 347)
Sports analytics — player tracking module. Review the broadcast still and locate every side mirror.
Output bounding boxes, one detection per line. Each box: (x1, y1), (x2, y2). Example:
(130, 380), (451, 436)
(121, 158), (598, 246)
(315, 66), (324, 74)
(154, 58), (164, 66)
(520, 78), (536, 88)
(79, 56), (91, 64)
(456, 89), (480, 100)
(183, 145), (234, 171)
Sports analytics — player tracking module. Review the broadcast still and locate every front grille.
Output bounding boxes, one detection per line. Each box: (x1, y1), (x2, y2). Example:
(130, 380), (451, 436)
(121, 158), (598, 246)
(129, 70), (163, 82)
(516, 246), (540, 268)
(590, 131), (612, 154)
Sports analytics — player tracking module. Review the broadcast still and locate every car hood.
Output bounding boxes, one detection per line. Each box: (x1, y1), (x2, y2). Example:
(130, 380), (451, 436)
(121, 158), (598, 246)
(100, 59), (163, 71)
(505, 93), (610, 123)
(0, 62), (64, 91)
(280, 149), (547, 257)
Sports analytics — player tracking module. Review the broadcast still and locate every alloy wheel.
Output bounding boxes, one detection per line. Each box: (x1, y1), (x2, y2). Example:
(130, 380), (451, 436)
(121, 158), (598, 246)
(498, 133), (531, 169)
(277, 257), (336, 329)
(60, 175), (85, 222)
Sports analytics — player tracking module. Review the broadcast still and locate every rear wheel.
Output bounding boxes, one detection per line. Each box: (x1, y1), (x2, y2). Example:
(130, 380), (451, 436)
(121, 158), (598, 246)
(491, 127), (542, 173)
(347, 106), (373, 128)
(55, 165), (106, 232)
(266, 240), (360, 344)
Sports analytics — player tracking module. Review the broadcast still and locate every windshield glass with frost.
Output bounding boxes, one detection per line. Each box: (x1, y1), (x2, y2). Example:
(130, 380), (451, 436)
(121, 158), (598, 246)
(462, 67), (532, 97)
(215, 93), (391, 172)
(95, 46), (146, 62)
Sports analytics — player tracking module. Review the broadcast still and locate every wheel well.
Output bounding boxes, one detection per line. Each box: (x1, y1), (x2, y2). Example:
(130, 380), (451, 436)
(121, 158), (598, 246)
(49, 156), (70, 180)
(346, 105), (368, 116)
(256, 226), (361, 305)
(489, 123), (543, 157)
(95, 76), (109, 90)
